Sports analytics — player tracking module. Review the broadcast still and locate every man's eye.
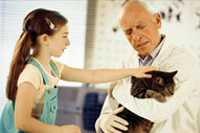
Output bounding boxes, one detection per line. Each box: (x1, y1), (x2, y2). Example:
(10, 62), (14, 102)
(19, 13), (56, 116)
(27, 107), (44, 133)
(125, 29), (132, 35)
(63, 36), (68, 38)
(136, 25), (145, 30)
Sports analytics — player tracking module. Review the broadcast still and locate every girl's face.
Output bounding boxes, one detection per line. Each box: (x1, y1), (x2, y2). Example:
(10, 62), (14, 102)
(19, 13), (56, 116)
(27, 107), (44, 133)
(48, 24), (70, 57)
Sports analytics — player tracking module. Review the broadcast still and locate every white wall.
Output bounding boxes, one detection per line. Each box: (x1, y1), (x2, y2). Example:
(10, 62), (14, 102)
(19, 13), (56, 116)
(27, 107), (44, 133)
(0, 0), (87, 113)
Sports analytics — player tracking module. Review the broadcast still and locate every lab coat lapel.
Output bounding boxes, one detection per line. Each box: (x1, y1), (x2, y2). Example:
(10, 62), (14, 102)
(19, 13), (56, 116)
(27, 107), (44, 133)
(152, 38), (175, 67)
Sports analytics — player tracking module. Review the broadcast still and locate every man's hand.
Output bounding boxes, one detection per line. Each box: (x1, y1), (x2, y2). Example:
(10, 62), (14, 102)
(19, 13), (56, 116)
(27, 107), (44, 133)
(99, 107), (129, 133)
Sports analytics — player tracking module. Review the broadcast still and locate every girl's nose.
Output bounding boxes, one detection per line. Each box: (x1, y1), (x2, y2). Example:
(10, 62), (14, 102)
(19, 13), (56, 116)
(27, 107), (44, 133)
(66, 39), (70, 47)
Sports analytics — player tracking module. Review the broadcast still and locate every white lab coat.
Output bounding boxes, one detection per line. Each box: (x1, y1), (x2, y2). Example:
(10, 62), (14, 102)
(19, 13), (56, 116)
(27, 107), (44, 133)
(95, 38), (200, 133)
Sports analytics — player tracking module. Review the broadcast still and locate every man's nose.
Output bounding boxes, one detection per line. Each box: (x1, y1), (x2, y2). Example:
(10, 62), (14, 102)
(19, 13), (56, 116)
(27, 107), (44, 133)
(132, 35), (141, 41)
(130, 31), (141, 41)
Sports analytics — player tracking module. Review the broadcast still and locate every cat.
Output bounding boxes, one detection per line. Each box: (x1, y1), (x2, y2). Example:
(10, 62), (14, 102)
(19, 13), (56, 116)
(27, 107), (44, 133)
(116, 70), (178, 133)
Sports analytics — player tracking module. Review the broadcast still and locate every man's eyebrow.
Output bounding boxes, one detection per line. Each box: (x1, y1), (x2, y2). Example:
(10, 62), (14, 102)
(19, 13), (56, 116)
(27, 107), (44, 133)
(123, 24), (135, 31)
(124, 28), (132, 31)
(137, 20), (146, 25)
(122, 21), (146, 31)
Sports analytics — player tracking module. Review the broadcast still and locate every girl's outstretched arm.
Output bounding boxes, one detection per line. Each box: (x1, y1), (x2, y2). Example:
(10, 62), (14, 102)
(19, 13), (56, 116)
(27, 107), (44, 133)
(61, 65), (156, 83)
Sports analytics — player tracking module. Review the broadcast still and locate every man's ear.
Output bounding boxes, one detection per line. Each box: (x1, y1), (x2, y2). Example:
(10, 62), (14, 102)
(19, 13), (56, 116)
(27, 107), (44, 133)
(153, 13), (161, 29)
(37, 34), (50, 46)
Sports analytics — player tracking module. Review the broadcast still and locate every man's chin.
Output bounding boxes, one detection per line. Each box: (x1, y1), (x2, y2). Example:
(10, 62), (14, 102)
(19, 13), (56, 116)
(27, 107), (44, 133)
(138, 52), (148, 58)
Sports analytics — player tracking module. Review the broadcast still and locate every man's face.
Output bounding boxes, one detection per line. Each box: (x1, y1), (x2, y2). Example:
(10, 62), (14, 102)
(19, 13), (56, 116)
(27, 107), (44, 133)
(119, 2), (161, 57)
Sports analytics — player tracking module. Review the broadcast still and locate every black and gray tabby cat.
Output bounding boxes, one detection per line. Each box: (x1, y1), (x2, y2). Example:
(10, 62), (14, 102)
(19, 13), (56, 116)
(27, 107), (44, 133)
(117, 70), (177, 133)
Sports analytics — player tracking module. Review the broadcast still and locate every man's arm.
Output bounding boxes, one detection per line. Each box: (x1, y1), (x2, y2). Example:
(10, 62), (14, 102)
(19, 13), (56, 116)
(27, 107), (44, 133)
(113, 50), (200, 123)
(95, 95), (119, 132)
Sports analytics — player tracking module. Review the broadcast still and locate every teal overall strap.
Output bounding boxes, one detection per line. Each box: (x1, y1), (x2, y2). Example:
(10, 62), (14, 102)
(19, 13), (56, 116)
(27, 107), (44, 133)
(28, 58), (49, 85)
(49, 60), (60, 78)
(28, 58), (59, 125)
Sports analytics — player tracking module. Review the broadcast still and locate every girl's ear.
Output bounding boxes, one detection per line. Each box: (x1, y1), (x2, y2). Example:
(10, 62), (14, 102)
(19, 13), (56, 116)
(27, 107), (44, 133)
(37, 34), (50, 46)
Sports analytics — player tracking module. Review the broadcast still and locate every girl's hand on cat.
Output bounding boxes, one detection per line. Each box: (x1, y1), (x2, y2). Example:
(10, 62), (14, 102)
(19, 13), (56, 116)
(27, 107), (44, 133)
(133, 66), (157, 78)
(99, 107), (129, 133)
(60, 125), (81, 133)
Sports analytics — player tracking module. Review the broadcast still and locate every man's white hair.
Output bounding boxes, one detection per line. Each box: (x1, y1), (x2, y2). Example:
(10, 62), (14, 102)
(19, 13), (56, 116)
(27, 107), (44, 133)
(122, 0), (160, 14)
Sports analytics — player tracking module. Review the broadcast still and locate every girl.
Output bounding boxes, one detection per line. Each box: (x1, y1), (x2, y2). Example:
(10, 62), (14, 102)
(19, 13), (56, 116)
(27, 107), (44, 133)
(5, 8), (155, 133)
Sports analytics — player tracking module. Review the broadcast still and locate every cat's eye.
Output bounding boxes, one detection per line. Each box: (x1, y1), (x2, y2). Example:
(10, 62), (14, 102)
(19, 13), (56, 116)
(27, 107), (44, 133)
(155, 77), (164, 85)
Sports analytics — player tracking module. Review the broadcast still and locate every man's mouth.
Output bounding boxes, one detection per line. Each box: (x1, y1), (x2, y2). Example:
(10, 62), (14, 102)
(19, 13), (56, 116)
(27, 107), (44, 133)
(136, 41), (149, 49)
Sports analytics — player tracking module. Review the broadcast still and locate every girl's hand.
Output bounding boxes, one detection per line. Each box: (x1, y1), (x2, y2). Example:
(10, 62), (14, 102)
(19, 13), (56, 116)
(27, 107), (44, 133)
(132, 66), (157, 78)
(60, 125), (81, 133)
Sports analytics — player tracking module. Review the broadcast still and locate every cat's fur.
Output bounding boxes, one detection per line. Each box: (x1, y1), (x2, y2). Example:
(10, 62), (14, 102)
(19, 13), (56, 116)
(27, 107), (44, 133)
(116, 70), (177, 133)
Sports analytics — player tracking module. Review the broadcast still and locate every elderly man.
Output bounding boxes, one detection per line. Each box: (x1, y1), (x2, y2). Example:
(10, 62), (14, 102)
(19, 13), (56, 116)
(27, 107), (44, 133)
(95, 0), (200, 133)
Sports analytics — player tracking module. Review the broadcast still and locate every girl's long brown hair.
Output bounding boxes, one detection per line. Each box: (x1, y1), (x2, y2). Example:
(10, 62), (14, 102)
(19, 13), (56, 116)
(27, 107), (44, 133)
(6, 8), (67, 101)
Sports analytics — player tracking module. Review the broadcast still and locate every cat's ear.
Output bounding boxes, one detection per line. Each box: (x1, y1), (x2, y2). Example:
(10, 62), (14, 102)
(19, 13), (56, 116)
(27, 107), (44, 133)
(169, 70), (178, 77)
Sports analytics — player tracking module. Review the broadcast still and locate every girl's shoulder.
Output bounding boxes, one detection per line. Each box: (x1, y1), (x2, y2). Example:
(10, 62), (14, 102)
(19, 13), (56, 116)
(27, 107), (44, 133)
(17, 64), (43, 90)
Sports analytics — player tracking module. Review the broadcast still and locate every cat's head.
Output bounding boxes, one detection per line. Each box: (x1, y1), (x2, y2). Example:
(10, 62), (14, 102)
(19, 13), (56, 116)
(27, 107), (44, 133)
(146, 70), (178, 93)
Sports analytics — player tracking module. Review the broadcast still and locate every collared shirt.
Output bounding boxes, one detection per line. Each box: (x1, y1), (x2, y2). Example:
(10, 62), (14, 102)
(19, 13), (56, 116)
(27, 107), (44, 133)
(96, 35), (200, 133)
(139, 35), (165, 66)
